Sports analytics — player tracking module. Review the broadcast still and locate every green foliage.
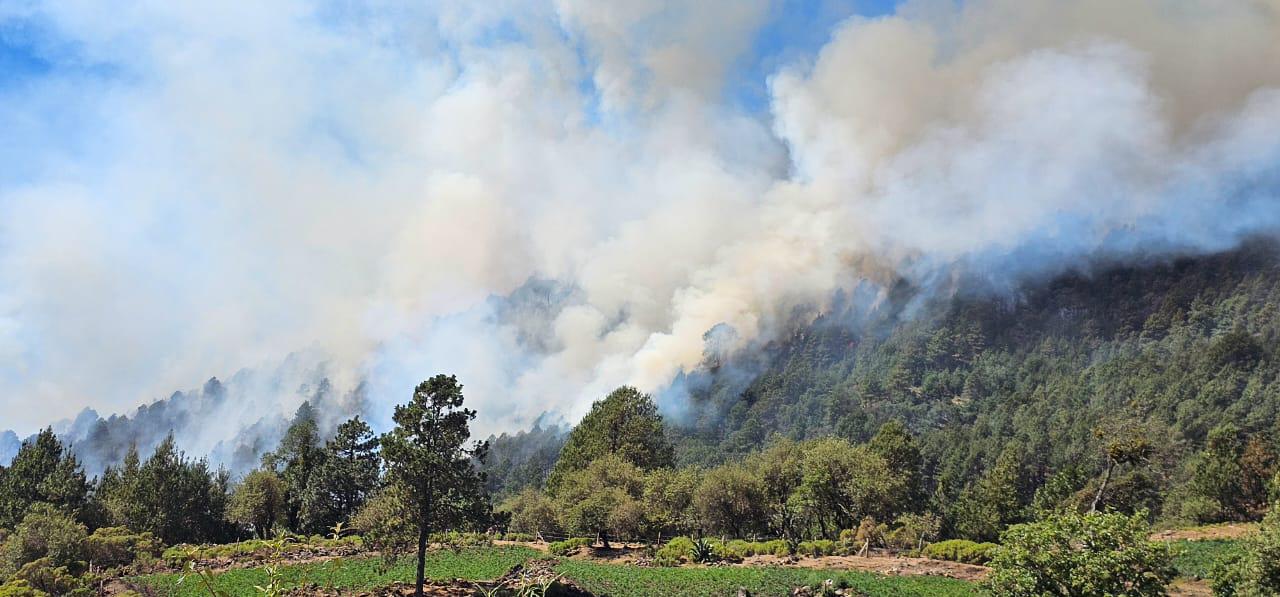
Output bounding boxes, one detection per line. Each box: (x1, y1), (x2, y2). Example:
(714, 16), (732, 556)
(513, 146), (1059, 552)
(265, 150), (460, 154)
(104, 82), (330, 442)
(553, 454), (646, 540)
(479, 423), (567, 500)
(548, 537), (591, 556)
(795, 437), (907, 537)
(1, 504), (87, 575)
(84, 526), (162, 569)
(1210, 501), (1280, 596)
(985, 510), (1175, 596)
(949, 447), (1028, 542)
(921, 540), (997, 565)
(380, 374), (490, 595)
(642, 467), (701, 538)
(95, 436), (233, 544)
(159, 534), (360, 564)
(297, 416), (381, 533)
(0, 579), (48, 597)
(261, 401), (326, 532)
(136, 546), (539, 596)
(553, 559), (977, 597)
(500, 488), (561, 536)
(796, 539), (838, 557)
(349, 485), (416, 563)
(225, 469), (286, 538)
(655, 536), (695, 565)
(689, 537), (716, 563)
(0, 429), (89, 528)
(8, 558), (91, 597)
(693, 463), (766, 538)
(547, 386), (675, 492)
(1163, 539), (1242, 580)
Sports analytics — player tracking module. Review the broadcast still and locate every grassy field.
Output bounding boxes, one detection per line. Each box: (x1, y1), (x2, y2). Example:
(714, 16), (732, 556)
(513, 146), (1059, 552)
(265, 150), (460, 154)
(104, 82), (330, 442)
(132, 546), (538, 596)
(129, 545), (979, 597)
(1166, 539), (1244, 580)
(553, 560), (977, 597)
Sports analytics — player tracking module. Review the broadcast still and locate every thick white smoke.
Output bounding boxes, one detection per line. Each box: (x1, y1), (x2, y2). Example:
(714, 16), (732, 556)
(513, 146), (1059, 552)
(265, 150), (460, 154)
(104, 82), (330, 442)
(2, 0), (1280, 449)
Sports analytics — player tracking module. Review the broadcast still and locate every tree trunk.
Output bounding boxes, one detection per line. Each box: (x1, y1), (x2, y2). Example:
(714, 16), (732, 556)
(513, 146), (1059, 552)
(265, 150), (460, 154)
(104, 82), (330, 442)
(415, 523), (428, 597)
(1089, 458), (1115, 513)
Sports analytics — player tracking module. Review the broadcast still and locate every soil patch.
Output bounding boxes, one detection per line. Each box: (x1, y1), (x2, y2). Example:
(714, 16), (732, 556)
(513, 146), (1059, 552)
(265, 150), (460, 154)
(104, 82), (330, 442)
(739, 554), (989, 582)
(1151, 523), (1257, 542)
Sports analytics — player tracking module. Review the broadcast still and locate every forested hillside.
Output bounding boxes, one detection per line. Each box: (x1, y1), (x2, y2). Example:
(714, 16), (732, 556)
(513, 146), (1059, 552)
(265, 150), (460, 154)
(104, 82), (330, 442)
(3, 244), (1280, 595)
(488, 242), (1280, 534)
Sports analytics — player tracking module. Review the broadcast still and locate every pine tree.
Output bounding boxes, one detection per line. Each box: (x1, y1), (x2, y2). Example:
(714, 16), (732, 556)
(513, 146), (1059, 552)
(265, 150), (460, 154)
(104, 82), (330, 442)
(298, 416), (381, 532)
(380, 375), (490, 597)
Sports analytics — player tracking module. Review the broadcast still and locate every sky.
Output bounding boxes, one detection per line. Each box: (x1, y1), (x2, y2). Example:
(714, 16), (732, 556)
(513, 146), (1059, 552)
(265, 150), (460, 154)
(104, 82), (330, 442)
(1, 0), (1279, 446)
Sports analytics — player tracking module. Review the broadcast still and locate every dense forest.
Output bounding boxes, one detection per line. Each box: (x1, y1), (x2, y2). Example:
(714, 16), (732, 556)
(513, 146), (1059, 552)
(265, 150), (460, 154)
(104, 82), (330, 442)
(485, 242), (1280, 533)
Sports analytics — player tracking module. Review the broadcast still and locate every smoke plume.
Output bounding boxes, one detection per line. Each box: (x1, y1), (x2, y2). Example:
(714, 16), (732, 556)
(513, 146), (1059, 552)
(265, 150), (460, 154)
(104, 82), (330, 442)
(2, 0), (1280, 462)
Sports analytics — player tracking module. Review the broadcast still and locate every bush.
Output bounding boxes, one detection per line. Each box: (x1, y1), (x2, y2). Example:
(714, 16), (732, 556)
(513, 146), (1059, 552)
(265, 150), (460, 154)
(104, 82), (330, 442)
(350, 487), (414, 562)
(1, 505), (87, 575)
(548, 537), (592, 556)
(0, 580), (47, 597)
(430, 531), (492, 549)
(655, 536), (695, 565)
(500, 488), (562, 536)
(985, 510), (1175, 596)
(797, 540), (839, 557)
(84, 527), (162, 569)
(922, 539), (998, 565)
(10, 558), (91, 597)
(1211, 501), (1280, 596)
(502, 532), (535, 542)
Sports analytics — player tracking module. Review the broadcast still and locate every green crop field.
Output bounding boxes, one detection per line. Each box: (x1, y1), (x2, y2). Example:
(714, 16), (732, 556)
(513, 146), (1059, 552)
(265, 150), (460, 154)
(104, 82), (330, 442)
(553, 560), (978, 597)
(1166, 539), (1245, 580)
(131, 546), (539, 596)
(128, 546), (980, 597)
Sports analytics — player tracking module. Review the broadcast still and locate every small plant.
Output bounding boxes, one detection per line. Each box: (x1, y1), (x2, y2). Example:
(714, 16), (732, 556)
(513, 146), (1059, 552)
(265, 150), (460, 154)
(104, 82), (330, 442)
(249, 537), (290, 597)
(472, 580), (507, 597)
(690, 537), (717, 564)
(177, 548), (231, 597)
(519, 574), (561, 597)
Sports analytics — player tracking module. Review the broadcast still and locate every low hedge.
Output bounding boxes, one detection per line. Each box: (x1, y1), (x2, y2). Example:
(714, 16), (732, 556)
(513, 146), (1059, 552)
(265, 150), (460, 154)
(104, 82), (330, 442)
(921, 539), (997, 564)
(548, 537), (592, 556)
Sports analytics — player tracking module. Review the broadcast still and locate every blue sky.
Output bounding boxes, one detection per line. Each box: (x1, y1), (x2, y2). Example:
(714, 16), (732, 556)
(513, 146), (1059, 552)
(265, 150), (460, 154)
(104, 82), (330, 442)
(0, 0), (903, 108)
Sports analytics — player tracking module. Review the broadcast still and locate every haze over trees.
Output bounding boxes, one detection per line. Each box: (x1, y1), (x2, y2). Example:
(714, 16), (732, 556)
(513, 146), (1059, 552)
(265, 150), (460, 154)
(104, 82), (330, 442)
(2, 247), (1280, 595)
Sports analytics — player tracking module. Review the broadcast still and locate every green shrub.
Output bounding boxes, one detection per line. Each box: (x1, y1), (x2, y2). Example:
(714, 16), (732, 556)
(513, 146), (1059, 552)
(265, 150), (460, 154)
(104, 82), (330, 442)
(84, 527), (162, 569)
(655, 537), (695, 565)
(548, 537), (592, 556)
(985, 510), (1174, 596)
(430, 531), (492, 549)
(0, 580), (48, 597)
(502, 532), (535, 542)
(1, 505), (87, 575)
(1210, 501), (1280, 596)
(797, 540), (839, 557)
(922, 539), (997, 564)
(10, 558), (91, 597)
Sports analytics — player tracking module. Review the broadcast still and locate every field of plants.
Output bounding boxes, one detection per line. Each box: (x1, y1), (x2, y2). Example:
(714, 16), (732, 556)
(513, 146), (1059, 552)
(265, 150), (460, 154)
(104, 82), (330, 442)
(1166, 539), (1245, 580)
(124, 544), (982, 597)
(132, 546), (539, 596)
(553, 560), (976, 597)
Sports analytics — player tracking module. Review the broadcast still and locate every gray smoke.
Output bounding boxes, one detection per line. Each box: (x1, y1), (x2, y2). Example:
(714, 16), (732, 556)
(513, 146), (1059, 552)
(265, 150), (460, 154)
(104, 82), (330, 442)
(1, 0), (1279, 461)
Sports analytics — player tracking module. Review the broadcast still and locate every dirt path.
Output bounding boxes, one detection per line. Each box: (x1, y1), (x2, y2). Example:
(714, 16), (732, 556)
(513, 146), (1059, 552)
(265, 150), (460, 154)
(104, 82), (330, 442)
(1151, 523), (1257, 542)
(1168, 578), (1214, 596)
